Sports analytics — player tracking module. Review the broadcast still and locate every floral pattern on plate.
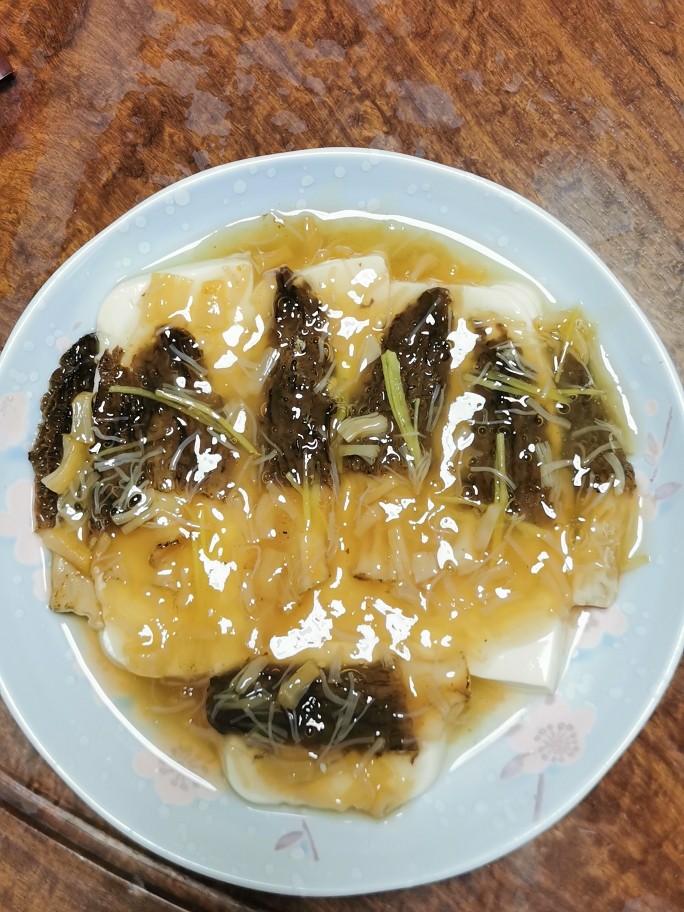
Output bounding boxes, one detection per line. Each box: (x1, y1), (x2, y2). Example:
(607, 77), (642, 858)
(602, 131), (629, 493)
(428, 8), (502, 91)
(134, 749), (217, 806)
(274, 820), (320, 862)
(500, 697), (596, 821)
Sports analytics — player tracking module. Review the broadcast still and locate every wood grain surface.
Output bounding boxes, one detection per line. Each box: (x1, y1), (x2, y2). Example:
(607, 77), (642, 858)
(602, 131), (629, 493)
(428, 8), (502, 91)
(0, 0), (682, 909)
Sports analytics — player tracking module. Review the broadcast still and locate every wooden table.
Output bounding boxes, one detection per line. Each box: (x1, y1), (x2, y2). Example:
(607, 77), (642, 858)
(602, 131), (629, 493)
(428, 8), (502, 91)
(1, 1), (682, 909)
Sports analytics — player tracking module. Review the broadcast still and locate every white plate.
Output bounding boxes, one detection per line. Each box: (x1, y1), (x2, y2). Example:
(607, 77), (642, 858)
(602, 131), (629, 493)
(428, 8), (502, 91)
(0, 149), (682, 896)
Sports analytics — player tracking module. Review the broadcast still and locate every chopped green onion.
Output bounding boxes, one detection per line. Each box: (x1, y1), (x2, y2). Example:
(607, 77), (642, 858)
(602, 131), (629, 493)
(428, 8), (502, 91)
(490, 432), (509, 550)
(494, 432), (508, 511)
(109, 385), (259, 456)
(412, 398), (421, 437)
(435, 492), (482, 508)
(553, 339), (571, 383)
(380, 351), (421, 462)
(302, 474), (312, 531)
(464, 370), (603, 404)
(284, 471), (303, 494)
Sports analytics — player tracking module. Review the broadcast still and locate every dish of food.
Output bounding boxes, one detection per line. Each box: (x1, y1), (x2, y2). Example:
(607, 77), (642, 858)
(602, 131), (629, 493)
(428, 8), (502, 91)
(28, 211), (641, 817)
(1, 149), (682, 893)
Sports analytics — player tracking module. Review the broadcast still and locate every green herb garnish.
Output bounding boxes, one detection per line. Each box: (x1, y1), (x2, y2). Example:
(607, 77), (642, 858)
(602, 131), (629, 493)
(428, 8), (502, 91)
(109, 385), (259, 456)
(464, 370), (602, 405)
(380, 350), (422, 462)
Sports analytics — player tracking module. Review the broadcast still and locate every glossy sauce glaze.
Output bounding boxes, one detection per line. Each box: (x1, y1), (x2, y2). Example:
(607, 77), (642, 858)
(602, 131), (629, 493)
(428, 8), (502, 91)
(34, 212), (642, 815)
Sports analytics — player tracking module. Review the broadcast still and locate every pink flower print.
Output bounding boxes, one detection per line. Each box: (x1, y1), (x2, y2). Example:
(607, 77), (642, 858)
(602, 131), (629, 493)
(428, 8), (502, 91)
(578, 601), (628, 650)
(638, 406), (681, 521)
(133, 749), (217, 806)
(637, 471), (681, 523)
(0, 478), (43, 565)
(274, 819), (319, 861)
(0, 393), (29, 451)
(501, 696), (595, 821)
(504, 697), (595, 773)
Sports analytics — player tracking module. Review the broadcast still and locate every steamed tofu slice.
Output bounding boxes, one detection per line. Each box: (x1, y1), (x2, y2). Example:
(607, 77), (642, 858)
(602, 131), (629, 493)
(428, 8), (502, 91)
(468, 615), (578, 691)
(98, 257), (252, 353)
(97, 256), (268, 400)
(96, 275), (152, 355)
(456, 280), (545, 327)
(219, 736), (447, 817)
(569, 480), (641, 608)
(92, 497), (260, 679)
(299, 256), (391, 310)
(50, 555), (103, 629)
(450, 279), (553, 382)
(300, 255), (433, 321)
(573, 555), (619, 609)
